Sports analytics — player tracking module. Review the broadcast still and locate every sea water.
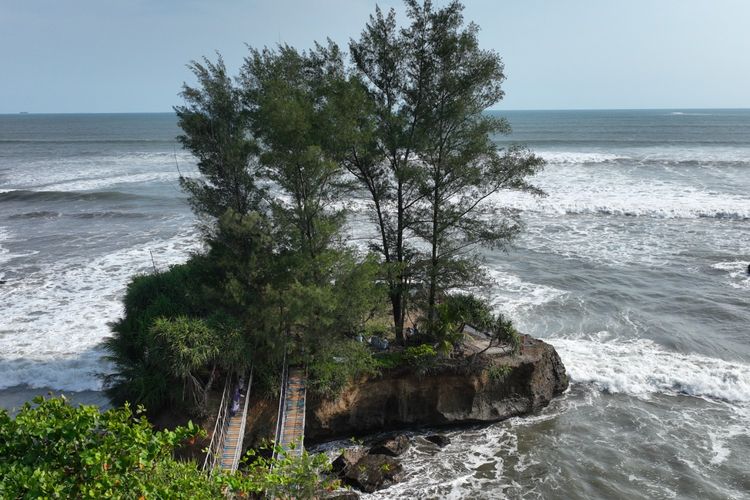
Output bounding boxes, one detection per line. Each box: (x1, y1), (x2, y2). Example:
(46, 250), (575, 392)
(1, 110), (748, 499)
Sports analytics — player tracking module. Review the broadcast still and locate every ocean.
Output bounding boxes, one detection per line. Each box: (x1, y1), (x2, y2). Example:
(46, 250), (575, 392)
(1, 110), (748, 499)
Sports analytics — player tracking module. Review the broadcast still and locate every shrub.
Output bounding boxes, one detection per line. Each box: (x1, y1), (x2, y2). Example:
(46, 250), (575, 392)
(307, 340), (379, 398)
(0, 396), (336, 500)
(0, 396), (221, 499)
(373, 352), (404, 370)
(486, 364), (512, 382)
(490, 313), (521, 355)
(442, 293), (494, 331)
(403, 344), (438, 373)
(103, 256), (216, 414)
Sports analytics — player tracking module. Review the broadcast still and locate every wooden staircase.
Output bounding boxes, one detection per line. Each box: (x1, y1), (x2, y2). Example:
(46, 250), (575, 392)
(273, 365), (307, 459)
(203, 372), (252, 474)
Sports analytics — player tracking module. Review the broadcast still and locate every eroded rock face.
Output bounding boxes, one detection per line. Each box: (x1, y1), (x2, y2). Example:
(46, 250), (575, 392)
(307, 336), (568, 442)
(344, 455), (404, 493)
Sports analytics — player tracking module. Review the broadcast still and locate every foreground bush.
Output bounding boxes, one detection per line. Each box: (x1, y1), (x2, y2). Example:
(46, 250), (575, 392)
(0, 396), (332, 499)
(0, 396), (220, 498)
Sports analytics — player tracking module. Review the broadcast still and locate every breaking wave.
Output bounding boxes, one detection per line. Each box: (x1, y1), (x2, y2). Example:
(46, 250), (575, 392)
(550, 335), (750, 403)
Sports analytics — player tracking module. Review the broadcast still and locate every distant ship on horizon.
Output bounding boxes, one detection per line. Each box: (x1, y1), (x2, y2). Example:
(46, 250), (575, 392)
(19, 111), (29, 114)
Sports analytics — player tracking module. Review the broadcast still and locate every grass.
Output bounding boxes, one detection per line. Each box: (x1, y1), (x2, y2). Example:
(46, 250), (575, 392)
(372, 352), (405, 370)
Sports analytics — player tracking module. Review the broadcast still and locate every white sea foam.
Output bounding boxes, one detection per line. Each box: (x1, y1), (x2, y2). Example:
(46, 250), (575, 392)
(33, 171), (181, 192)
(540, 151), (628, 164)
(359, 424), (519, 500)
(539, 146), (750, 165)
(0, 230), (202, 391)
(484, 267), (567, 317)
(711, 261), (750, 290)
(0, 227), (10, 268)
(496, 163), (750, 220)
(549, 335), (750, 403)
(0, 151), (195, 192)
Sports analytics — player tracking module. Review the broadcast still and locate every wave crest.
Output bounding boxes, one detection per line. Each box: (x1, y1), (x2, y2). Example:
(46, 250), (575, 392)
(550, 336), (750, 403)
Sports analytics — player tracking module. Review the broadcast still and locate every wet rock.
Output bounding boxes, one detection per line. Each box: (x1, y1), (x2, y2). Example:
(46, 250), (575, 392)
(368, 434), (410, 457)
(344, 454), (404, 493)
(331, 447), (367, 476)
(425, 434), (451, 447)
(320, 490), (360, 500)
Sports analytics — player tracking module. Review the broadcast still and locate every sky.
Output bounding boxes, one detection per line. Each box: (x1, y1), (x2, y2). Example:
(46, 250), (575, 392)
(1, 0), (749, 113)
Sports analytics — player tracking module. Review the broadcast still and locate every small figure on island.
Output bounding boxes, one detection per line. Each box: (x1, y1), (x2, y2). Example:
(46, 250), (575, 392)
(230, 386), (240, 416)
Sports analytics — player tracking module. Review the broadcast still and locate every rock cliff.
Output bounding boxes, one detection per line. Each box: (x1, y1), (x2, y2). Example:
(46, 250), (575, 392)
(306, 335), (568, 442)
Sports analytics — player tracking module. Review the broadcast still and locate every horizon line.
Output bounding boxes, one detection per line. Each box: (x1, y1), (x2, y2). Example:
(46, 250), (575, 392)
(2, 106), (749, 116)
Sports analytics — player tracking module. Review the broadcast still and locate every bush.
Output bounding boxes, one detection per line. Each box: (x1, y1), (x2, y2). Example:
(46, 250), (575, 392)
(372, 352), (404, 370)
(307, 340), (379, 398)
(233, 444), (337, 499)
(0, 396), (221, 499)
(489, 313), (521, 355)
(103, 256), (216, 414)
(403, 344), (438, 373)
(442, 293), (494, 331)
(486, 364), (512, 382)
(0, 396), (336, 500)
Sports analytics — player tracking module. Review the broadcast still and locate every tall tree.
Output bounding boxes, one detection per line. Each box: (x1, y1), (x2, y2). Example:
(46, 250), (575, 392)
(405, 0), (545, 326)
(174, 55), (265, 221)
(349, 0), (544, 339)
(242, 43), (348, 263)
(349, 5), (430, 342)
(241, 43), (384, 361)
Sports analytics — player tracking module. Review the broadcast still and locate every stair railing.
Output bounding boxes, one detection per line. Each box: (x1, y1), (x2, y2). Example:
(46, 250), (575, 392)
(228, 368), (253, 472)
(202, 375), (232, 473)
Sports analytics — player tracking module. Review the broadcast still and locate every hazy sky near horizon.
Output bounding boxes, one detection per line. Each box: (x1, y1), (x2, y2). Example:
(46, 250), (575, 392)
(1, 0), (748, 113)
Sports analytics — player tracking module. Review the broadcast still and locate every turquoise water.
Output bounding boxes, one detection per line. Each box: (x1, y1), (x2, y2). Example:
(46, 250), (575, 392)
(1, 111), (749, 498)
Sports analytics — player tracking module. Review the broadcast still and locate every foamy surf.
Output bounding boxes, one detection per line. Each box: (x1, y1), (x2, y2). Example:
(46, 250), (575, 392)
(495, 166), (750, 220)
(711, 261), (750, 290)
(549, 336), (750, 403)
(0, 230), (201, 391)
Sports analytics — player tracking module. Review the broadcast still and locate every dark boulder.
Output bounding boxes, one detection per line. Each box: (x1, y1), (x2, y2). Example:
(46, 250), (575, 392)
(331, 448), (367, 476)
(368, 434), (410, 457)
(425, 434), (451, 447)
(344, 454), (404, 493)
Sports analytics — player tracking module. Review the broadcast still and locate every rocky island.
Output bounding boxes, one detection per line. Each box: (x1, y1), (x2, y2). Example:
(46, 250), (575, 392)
(308, 335), (568, 442)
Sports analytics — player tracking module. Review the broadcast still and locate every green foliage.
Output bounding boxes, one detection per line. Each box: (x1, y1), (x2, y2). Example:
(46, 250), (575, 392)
(0, 397), (337, 500)
(403, 344), (438, 372)
(231, 444), (336, 499)
(372, 351), (404, 370)
(108, 0), (540, 420)
(442, 293), (494, 331)
(418, 302), (465, 355)
(103, 257), (217, 414)
(349, 1), (544, 338)
(486, 364), (512, 382)
(307, 340), (379, 398)
(0, 396), (221, 499)
(488, 313), (521, 355)
(175, 56), (264, 219)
